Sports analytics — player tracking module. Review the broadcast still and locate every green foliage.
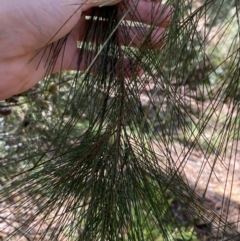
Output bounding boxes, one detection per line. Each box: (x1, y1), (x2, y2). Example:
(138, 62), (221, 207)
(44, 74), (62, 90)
(1, 0), (240, 240)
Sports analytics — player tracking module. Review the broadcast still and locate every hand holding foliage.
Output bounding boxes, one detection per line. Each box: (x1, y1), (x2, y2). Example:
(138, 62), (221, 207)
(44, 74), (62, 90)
(1, 0), (240, 240)
(0, 0), (171, 100)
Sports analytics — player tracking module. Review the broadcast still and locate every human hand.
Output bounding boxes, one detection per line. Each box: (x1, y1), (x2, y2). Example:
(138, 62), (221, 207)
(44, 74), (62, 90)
(0, 0), (173, 100)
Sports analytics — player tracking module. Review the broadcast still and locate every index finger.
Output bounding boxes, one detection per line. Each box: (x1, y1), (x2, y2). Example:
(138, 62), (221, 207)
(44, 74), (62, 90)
(120, 0), (174, 28)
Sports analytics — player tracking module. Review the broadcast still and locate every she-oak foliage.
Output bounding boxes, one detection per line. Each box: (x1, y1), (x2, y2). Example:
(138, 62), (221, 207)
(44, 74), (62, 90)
(0, 0), (240, 240)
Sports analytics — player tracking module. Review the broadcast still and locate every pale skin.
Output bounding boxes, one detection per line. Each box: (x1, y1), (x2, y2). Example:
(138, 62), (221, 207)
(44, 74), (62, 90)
(0, 0), (173, 100)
